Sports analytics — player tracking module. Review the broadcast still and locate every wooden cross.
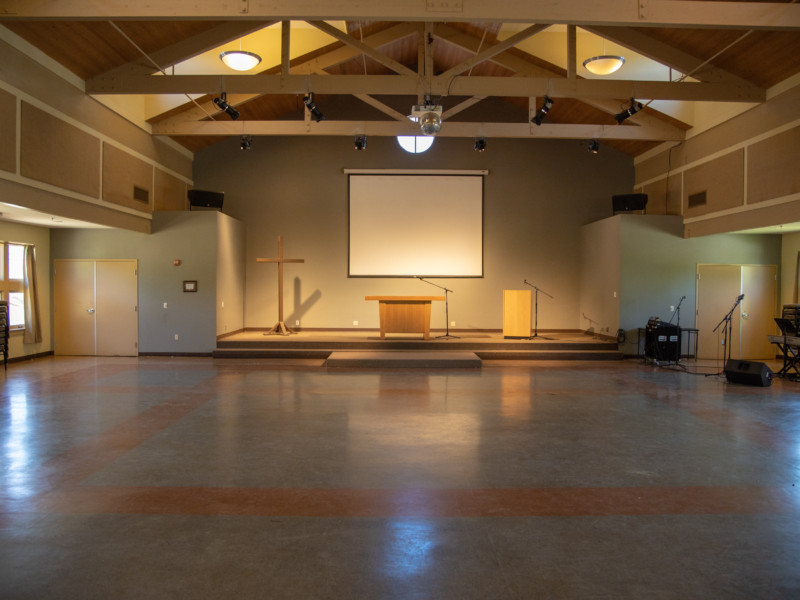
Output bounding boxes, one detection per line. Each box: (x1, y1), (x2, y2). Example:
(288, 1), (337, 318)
(256, 235), (305, 336)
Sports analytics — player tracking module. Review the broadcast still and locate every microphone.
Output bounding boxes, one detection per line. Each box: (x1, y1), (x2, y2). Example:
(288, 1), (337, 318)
(737, 294), (745, 302)
(681, 296), (686, 300)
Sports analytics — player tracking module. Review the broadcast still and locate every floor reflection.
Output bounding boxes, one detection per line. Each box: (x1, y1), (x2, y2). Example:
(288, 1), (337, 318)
(4, 393), (32, 499)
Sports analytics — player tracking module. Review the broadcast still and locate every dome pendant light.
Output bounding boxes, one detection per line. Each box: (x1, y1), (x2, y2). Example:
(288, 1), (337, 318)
(220, 49), (262, 71)
(582, 39), (624, 75)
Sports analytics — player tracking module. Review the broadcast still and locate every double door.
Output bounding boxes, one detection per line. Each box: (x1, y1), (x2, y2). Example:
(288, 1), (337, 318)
(53, 259), (138, 356)
(695, 264), (777, 360)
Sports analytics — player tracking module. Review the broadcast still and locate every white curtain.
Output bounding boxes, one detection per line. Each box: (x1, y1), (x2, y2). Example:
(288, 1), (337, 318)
(23, 244), (42, 344)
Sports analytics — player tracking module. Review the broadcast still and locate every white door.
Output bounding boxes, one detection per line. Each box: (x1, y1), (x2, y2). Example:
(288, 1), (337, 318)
(696, 264), (777, 360)
(696, 265), (741, 361)
(54, 259), (138, 356)
(740, 265), (778, 360)
(54, 260), (96, 356)
(96, 261), (138, 356)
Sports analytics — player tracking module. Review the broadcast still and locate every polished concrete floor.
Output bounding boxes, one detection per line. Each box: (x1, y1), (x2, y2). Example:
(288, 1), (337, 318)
(1, 356), (799, 599)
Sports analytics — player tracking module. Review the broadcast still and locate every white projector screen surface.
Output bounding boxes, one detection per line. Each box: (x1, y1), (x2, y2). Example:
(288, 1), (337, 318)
(349, 174), (483, 277)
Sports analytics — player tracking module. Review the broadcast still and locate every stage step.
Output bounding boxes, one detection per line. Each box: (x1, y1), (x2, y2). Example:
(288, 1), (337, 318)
(212, 332), (624, 362)
(212, 347), (623, 361)
(325, 351), (481, 369)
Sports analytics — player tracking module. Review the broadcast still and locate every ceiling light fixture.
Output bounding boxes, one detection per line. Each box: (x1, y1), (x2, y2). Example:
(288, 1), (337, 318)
(614, 98), (643, 124)
(588, 139), (599, 154)
(531, 96), (554, 126)
(220, 50), (262, 72)
(583, 55), (625, 75)
(213, 92), (240, 120)
(354, 135), (367, 150)
(303, 93), (325, 122)
(474, 137), (487, 152)
(582, 38), (624, 75)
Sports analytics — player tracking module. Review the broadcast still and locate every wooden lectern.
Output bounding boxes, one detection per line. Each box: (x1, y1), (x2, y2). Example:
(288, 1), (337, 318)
(365, 296), (445, 339)
(503, 290), (532, 338)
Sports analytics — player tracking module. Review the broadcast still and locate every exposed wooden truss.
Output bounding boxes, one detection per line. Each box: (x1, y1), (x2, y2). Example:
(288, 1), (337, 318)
(2, 0), (800, 30)
(4, 1), (798, 151)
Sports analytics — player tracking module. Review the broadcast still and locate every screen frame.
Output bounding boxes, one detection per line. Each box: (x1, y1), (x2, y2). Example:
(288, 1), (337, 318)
(347, 171), (486, 278)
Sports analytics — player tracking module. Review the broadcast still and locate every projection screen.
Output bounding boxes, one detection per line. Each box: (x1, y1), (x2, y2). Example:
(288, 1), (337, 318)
(348, 173), (484, 277)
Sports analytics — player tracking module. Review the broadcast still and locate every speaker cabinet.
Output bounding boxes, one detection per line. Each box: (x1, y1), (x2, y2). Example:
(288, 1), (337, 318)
(645, 323), (681, 362)
(188, 189), (224, 209)
(612, 193), (648, 213)
(724, 359), (773, 387)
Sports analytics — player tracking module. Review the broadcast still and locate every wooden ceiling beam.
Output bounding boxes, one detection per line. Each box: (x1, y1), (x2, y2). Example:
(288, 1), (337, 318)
(95, 20), (276, 79)
(435, 23), (688, 134)
(305, 20), (417, 77)
(153, 22), (418, 128)
(2, 0), (799, 30)
(584, 25), (761, 89)
(151, 118), (685, 141)
(438, 23), (550, 81)
(89, 72), (765, 103)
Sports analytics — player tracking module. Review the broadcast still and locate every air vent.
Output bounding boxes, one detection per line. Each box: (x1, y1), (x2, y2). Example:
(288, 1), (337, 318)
(133, 186), (149, 204)
(688, 191), (707, 208)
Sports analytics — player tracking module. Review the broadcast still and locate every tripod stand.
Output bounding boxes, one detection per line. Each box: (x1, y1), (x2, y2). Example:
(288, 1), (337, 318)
(417, 277), (458, 339)
(523, 280), (553, 339)
(711, 293), (744, 375)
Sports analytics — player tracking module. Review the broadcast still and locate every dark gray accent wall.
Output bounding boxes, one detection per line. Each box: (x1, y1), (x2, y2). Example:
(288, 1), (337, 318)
(193, 135), (634, 330)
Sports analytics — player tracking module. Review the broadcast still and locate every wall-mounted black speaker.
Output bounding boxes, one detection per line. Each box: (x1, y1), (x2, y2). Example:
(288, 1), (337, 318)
(612, 193), (648, 212)
(188, 189), (224, 209)
(724, 359), (773, 387)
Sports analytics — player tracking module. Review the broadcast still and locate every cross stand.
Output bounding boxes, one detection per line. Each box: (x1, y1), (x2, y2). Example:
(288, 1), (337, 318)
(523, 280), (553, 339)
(709, 293), (744, 376)
(256, 236), (305, 336)
(417, 277), (458, 339)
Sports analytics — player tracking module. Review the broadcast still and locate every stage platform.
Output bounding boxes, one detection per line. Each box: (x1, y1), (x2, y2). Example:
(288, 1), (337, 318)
(214, 330), (623, 362)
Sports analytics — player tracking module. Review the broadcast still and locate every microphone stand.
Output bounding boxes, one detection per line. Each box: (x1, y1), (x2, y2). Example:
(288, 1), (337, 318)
(418, 277), (459, 339)
(711, 293), (744, 375)
(668, 296), (685, 328)
(523, 280), (554, 339)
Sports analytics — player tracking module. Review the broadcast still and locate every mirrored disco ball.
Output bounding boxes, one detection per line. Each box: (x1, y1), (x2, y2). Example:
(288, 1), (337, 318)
(419, 112), (442, 136)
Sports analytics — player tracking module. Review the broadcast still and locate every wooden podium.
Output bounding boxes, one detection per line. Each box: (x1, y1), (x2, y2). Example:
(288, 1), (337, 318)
(503, 290), (532, 338)
(365, 296), (445, 339)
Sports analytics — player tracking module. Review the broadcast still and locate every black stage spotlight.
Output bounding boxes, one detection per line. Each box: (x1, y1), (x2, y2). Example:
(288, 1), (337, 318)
(303, 93), (325, 122)
(473, 137), (487, 152)
(213, 92), (240, 120)
(354, 135), (367, 150)
(240, 135), (252, 150)
(614, 98), (643, 124)
(588, 139), (599, 154)
(531, 96), (554, 126)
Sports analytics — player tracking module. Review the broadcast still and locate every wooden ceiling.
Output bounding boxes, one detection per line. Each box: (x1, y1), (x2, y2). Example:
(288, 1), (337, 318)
(2, 1), (800, 156)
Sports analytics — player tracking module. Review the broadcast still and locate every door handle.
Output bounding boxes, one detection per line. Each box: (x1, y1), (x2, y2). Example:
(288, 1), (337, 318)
(741, 312), (749, 319)
(87, 308), (95, 313)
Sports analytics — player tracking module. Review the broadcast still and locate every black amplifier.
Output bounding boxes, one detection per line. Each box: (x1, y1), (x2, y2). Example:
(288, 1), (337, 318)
(645, 320), (681, 362)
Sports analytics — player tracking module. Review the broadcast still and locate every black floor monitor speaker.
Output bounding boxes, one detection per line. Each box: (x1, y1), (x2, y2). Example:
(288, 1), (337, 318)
(188, 189), (224, 209)
(612, 193), (648, 212)
(724, 359), (773, 387)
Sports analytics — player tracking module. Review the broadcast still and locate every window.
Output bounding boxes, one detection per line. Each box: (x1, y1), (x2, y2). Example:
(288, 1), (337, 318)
(1, 242), (25, 329)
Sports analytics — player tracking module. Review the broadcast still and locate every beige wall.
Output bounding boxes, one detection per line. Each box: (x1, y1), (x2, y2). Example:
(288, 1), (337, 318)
(579, 217), (621, 337)
(0, 38), (193, 233)
(216, 212), (246, 336)
(781, 232), (800, 307)
(634, 84), (800, 237)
